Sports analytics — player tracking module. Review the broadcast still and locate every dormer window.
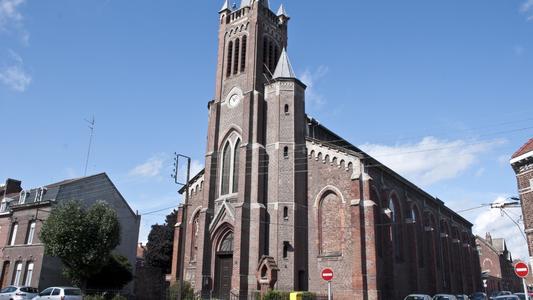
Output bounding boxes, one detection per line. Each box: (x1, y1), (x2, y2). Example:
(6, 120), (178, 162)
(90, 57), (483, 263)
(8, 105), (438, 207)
(0, 199), (7, 212)
(34, 187), (47, 203)
(19, 191), (28, 205)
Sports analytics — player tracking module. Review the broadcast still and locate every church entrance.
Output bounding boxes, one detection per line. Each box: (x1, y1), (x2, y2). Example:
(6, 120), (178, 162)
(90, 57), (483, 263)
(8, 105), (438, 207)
(214, 231), (233, 300)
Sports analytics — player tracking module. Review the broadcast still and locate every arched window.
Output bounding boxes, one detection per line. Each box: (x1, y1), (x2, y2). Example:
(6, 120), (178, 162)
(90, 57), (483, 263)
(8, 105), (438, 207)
(274, 46), (279, 69)
(411, 207), (424, 268)
(283, 241), (289, 258)
(233, 38), (240, 75)
(232, 139), (240, 193)
(241, 36), (247, 72)
(284, 104), (289, 114)
(221, 142), (231, 195)
(389, 197), (402, 260)
(219, 232), (234, 253)
(263, 37), (269, 72)
(283, 206), (289, 220)
(190, 214), (200, 261)
(319, 191), (342, 256)
(269, 41), (275, 72)
(283, 146), (289, 159)
(226, 41), (233, 78)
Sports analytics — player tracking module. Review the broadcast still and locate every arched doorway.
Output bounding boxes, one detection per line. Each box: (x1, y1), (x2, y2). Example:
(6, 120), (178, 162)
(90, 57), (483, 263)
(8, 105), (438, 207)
(214, 231), (234, 299)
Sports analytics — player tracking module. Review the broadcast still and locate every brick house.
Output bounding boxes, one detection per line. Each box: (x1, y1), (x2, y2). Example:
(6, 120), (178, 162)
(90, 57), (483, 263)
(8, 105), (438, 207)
(170, 1), (481, 299)
(0, 173), (140, 293)
(476, 233), (522, 295)
(511, 139), (533, 263)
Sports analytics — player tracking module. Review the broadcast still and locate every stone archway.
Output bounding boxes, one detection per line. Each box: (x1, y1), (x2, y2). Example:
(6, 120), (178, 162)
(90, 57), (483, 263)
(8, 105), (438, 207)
(213, 230), (234, 299)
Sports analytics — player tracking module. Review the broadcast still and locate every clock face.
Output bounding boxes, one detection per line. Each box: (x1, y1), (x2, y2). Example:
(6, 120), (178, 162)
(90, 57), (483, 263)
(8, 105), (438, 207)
(228, 94), (240, 108)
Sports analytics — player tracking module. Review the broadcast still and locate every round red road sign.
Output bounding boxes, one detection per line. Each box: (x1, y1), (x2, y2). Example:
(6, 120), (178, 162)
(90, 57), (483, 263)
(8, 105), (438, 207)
(321, 268), (334, 281)
(515, 262), (529, 278)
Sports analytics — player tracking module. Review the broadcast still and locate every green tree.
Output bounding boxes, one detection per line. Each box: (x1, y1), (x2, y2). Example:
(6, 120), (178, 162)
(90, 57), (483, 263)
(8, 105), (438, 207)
(87, 253), (133, 290)
(145, 209), (177, 273)
(40, 200), (121, 286)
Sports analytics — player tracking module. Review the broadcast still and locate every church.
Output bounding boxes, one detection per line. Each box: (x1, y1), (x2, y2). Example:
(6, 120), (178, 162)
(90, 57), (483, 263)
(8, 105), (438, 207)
(170, 1), (481, 299)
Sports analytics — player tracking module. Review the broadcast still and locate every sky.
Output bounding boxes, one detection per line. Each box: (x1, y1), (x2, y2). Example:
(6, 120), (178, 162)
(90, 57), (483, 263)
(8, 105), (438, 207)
(1, 0), (533, 260)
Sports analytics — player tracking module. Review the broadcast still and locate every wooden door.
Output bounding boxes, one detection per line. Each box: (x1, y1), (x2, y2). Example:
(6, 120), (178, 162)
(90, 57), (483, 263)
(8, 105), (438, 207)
(215, 255), (233, 299)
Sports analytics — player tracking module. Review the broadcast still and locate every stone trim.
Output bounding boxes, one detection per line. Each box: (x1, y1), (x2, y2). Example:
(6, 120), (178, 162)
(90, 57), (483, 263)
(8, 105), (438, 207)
(306, 140), (362, 180)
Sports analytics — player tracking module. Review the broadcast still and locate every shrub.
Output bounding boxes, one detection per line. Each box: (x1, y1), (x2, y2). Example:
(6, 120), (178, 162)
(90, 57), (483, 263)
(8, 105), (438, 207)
(263, 290), (290, 300)
(168, 281), (195, 300)
(84, 295), (105, 300)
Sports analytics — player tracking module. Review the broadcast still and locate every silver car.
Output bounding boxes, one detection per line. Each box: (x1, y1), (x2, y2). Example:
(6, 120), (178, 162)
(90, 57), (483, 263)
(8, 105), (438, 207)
(434, 295), (458, 300)
(31, 287), (82, 300)
(405, 295), (432, 300)
(0, 286), (38, 300)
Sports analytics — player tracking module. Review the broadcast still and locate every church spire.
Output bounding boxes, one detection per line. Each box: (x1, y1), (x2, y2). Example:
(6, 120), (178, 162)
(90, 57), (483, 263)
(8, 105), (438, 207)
(277, 4), (288, 17)
(273, 48), (295, 79)
(219, 0), (230, 12)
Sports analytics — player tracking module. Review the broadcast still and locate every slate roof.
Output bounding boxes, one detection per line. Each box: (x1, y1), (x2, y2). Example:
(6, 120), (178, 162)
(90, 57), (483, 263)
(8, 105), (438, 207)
(1, 173), (106, 211)
(272, 48), (295, 79)
(512, 138), (533, 159)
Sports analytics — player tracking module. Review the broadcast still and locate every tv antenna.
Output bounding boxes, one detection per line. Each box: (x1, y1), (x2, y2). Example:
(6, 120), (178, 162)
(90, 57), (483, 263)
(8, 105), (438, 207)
(84, 116), (95, 176)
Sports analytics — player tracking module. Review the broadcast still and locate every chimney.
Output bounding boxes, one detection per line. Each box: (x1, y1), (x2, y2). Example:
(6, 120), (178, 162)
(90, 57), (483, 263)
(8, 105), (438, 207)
(485, 232), (493, 245)
(1, 179), (22, 197)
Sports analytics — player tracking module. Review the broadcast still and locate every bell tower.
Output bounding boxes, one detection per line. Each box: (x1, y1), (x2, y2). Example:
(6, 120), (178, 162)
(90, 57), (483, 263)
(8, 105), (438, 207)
(197, 1), (296, 298)
(215, 0), (289, 101)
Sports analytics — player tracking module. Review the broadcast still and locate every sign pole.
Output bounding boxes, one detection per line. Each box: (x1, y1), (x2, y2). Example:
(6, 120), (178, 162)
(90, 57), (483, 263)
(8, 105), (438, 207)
(523, 277), (528, 299)
(328, 281), (331, 300)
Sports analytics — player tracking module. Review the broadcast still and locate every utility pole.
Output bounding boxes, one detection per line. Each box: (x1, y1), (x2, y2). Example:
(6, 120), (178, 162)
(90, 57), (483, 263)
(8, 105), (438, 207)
(84, 116), (95, 176)
(491, 197), (526, 242)
(172, 153), (191, 300)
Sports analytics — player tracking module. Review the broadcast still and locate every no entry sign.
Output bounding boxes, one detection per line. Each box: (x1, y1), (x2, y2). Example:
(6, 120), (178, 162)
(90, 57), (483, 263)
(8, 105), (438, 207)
(515, 262), (529, 278)
(322, 268), (334, 281)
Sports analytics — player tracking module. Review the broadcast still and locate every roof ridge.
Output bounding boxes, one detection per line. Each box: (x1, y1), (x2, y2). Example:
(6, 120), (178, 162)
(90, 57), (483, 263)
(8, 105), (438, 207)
(512, 138), (533, 159)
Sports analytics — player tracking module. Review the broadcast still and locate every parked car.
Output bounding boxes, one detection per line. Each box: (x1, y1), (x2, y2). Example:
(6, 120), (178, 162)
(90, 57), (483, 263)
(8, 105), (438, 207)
(434, 295), (458, 300)
(492, 296), (519, 300)
(31, 287), (82, 300)
(514, 293), (530, 300)
(405, 295), (432, 300)
(492, 292), (514, 300)
(457, 295), (470, 300)
(471, 292), (488, 300)
(0, 286), (39, 300)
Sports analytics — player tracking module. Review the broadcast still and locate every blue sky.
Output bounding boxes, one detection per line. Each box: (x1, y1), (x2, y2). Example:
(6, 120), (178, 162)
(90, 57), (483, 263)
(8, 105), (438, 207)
(1, 0), (533, 259)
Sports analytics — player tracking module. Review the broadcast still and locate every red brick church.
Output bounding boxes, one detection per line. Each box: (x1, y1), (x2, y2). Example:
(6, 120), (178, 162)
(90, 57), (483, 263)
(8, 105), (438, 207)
(170, 1), (481, 299)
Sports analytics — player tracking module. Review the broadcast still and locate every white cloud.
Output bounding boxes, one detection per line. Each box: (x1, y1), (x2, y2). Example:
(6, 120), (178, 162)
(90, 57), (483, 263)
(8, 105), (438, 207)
(360, 137), (502, 186)
(0, 0), (29, 43)
(521, 0), (533, 21)
(129, 155), (166, 178)
(300, 65), (328, 108)
(473, 196), (529, 260)
(0, 63), (31, 91)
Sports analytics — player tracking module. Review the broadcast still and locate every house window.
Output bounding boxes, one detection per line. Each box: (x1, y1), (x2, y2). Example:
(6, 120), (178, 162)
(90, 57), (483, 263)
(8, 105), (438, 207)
(283, 206), (289, 220)
(12, 262), (22, 286)
(24, 262), (34, 286)
(283, 146), (289, 159)
(26, 221), (36, 245)
(284, 104), (289, 115)
(9, 223), (18, 246)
